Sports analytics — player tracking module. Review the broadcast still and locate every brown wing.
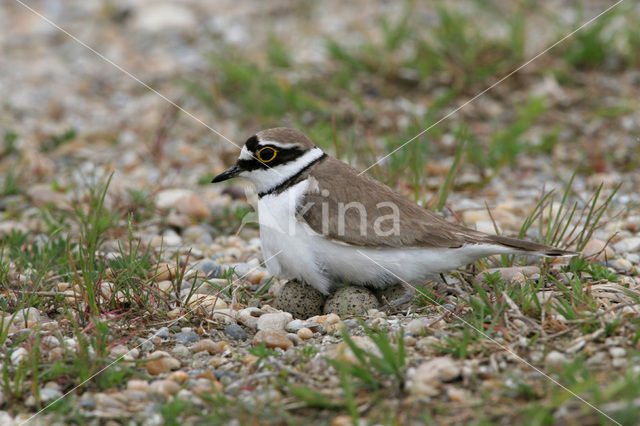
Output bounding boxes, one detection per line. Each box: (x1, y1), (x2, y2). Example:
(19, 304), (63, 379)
(297, 157), (487, 248)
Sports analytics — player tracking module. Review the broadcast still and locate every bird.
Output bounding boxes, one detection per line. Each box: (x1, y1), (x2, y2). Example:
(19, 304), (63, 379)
(212, 127), (575, 308)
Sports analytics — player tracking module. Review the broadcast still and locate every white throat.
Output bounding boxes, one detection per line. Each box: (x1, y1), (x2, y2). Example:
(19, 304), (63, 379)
(241, 147), (324, 194)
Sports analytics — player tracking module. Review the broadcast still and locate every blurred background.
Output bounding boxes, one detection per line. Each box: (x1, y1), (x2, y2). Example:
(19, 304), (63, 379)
(2, 0), (639, 208)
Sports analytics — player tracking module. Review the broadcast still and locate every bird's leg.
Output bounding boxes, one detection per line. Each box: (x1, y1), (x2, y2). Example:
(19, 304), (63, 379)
(380, 282), (416, 312)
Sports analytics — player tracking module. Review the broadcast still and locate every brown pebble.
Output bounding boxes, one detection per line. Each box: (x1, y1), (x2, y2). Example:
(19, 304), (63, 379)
(145, 351), (181, 375)
(297, 328), (313, 340)
(167, 371), (189, 383)
(147, 380), (180, 397)
(197, 370), (216, 381)
(154, 263), (178, 281)
(191, 339), (228, 355)
(252, 330), (293, 350)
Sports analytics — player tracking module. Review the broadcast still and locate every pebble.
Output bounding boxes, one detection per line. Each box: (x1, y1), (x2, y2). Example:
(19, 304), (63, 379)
(174, 330), (200, 345)
(198, 259), (222, 277)
(154, 263), (178, 281)
(324, 287), (380, 316)
(257, 312), (293, 332)
(286, 333), (301, 346)
(145, 351), (181, 375)
(274, 280), (325, 319)
(611, 258), (633, 272)
(581, 238), (614, 260)
(39, 387), (62, 402)
(147, 380), (181, 399)
(237, 307), (261, 329)
(10, 347), (28, 365)
(410, 357), (460, 396)
(186, 295), (228, 314)
(133, 3), (198, 33)
(168, 371), (190, 383)
(608, 347), (626, 358)
(297, 327), (313, 340)
(171, 345), (191, 359)
(252, 330), (293, 350)
(11, 307), (45, 328)
(191, 339), (228, 355)
(405, 317), (431, 335)
(127, 380), (149, 391)
(614, 237), (640, 253)
(155, 327), (170, 339)
(545, 350), (569, 367)
(183, 225), (214, 245)
(224, 324), (247, 340)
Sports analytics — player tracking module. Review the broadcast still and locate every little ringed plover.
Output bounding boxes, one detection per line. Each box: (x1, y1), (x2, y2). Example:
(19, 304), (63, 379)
(212, 128), (575, 304)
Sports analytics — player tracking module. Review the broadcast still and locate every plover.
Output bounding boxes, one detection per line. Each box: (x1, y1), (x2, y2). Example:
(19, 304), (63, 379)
(213, 128), (574, 306)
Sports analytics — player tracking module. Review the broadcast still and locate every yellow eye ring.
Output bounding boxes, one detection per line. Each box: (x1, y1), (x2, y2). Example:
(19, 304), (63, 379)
(257, 146), (277, 163)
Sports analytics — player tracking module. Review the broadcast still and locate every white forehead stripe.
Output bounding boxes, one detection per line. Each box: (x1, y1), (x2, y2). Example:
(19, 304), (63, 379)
(257, 139), (303, 149)
(239, 146), (253, 160)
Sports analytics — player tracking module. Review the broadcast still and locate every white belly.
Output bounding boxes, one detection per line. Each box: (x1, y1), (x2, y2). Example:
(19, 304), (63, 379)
(258, 180), (333, 293)
(258, 180), (513, 294)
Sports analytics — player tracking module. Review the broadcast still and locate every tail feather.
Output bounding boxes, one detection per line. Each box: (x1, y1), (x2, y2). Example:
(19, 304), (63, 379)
(487, 235), (576, 257)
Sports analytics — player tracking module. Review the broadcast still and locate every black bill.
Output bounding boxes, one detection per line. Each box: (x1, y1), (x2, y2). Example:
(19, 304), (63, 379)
(211, 164), (241, 183)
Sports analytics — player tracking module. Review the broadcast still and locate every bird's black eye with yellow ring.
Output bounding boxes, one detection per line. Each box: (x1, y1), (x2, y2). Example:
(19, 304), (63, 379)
(257, 146), (277, 163)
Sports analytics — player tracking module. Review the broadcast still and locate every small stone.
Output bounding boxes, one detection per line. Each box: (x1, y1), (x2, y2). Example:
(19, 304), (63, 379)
(274, 280), (325, 319)
(324, 287), (379, 316)
(174, 330), (200, 345)
(109, 344), (130, 358)
(612, 357), (626, 368)
(406, 318), (431, 335)
(224, 324), (247, 340)
(145, 351), (181, 375)
(285, 319), (306, 332)
(127, 380), (149, 391)
(183, 226), (213, 245)
(168, 371), (190, 383)
(171, 344), (191, 359)
(545, 350), (569, 367)
(11, 307), (45, 328)
(611, 258), (633, 272)
(614, 237), (640, 253)
(186, 295), (228, 314)
(286, 333), (301, 346)
(133, 3), (197, 33)
(155, 263), (178, 281)
(41, 335), (60, 349)
(148, 380), (180, 398)
(198, 259), (222, 277)
(447, 387), (466, 403)
(191, 339), (228, 355)
(297, 327), (313, 340)
(253, 330), (293, 350)
(582, 239), (614, 261)
(39, 387), (62, 402)
(608, 347), (626, 358)
(237, 307), (261, 329)
(410, 357), (460, 396)
(257, 312), (293, 332)
(10, 347), (28, 365)
(155, 327), (170, 339)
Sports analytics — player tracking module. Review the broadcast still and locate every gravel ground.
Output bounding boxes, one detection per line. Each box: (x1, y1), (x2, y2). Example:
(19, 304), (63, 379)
(1, 1), (639, 425)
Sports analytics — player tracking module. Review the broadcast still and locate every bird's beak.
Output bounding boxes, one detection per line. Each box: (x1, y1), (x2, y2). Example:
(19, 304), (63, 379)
(211, 164), (241, 183)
